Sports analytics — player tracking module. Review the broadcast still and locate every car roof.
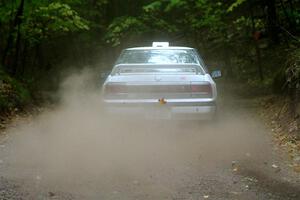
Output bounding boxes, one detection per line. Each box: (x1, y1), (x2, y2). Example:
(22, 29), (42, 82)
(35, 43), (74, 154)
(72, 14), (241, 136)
(125, 47), (195, 50)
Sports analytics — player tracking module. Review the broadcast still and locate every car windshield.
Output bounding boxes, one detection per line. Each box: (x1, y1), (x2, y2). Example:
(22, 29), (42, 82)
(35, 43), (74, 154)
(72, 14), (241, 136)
(116, 49), (198, 64)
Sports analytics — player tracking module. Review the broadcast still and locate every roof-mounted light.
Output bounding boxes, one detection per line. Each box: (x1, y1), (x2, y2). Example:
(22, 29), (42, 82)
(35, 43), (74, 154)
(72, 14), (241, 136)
(152, 42), (169, 47)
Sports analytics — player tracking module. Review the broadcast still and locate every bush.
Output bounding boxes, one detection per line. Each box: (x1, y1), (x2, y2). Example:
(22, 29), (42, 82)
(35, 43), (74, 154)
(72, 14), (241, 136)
(286, 48), (300, 90)
(280, 48), (300, 118)
(0, 68), (31, 112)
(272, 68), (287, 94)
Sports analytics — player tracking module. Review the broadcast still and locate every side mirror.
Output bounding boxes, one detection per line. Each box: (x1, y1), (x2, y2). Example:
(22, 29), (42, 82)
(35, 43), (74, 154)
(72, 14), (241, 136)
(211, 70), (222, 79)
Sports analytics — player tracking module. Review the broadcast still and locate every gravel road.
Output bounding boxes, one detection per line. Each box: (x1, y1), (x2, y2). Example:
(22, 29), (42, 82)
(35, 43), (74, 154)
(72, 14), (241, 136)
(0, 94), (299, 200)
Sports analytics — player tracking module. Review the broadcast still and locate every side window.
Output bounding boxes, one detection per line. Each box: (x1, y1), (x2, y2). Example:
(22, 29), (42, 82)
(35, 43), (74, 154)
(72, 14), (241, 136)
(193, 49), (208, 73)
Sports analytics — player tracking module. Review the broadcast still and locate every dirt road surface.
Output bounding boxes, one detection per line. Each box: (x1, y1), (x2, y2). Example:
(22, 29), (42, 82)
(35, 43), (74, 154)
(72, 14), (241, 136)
(0, 83), (299, 200)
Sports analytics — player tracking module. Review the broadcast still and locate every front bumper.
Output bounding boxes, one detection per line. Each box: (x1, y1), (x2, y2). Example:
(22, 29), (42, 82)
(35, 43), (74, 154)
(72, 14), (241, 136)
(103, 99), (216, 120)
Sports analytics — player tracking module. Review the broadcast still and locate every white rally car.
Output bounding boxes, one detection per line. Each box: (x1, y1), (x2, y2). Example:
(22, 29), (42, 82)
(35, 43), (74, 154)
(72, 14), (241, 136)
(102, 42), (220, 120)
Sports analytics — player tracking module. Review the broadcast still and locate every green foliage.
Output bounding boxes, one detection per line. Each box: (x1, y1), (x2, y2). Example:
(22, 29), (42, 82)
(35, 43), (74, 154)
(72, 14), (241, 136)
(60, 0), (108, 29)
(0, 0), (299, 98)
(227, 0), (247, 12)
(23, 2), (89, 45)
(164, 0), (188, 12)
(106, 0), (226, 47)
(143, 1), (163, 12)
(151, 0), (225, 32)
(105, 16), (146, 46)
(0, 4), (13, 24)
(192, 1), (225, 31)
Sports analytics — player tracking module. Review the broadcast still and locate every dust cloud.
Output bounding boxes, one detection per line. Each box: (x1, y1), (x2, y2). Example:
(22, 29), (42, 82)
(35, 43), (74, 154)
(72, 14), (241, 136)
(0, 69), (272, 199)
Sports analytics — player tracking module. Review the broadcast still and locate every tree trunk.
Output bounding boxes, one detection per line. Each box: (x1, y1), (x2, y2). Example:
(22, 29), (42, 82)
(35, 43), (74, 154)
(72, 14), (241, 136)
(2, 0), (25, 75)
(265, 0), (279, 43)
(20, 41), (28, 76)
(2, 12), (15, 67)
(12, 22), (22, 75)
(250, 0), (264, 81)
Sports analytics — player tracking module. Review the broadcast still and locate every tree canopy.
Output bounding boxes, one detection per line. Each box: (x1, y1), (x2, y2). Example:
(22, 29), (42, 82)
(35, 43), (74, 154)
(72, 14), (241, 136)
(0, 0), (299, 89)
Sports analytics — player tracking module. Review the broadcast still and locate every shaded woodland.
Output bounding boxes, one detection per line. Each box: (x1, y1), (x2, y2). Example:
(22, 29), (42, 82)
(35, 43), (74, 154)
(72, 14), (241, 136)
(0, 0), (299, 112)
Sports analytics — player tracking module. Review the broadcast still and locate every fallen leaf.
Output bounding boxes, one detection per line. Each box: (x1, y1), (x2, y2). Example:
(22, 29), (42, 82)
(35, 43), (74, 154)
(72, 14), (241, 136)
(272, 164), (278, 169)
(232, 161), (239, 172)
(48, 192), (55, 197)
(293, 165), (300, 173)
(232, 167), (239, 172)
(245, 177), (257, 182)
(232, 161), (238, 167)
(272, 164), (281, 173)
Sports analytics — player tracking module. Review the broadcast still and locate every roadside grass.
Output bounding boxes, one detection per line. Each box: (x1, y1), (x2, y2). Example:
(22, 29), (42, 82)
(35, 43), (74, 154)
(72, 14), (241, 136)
(259, 95), (300, 173)
(221, 78), (300, 173)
